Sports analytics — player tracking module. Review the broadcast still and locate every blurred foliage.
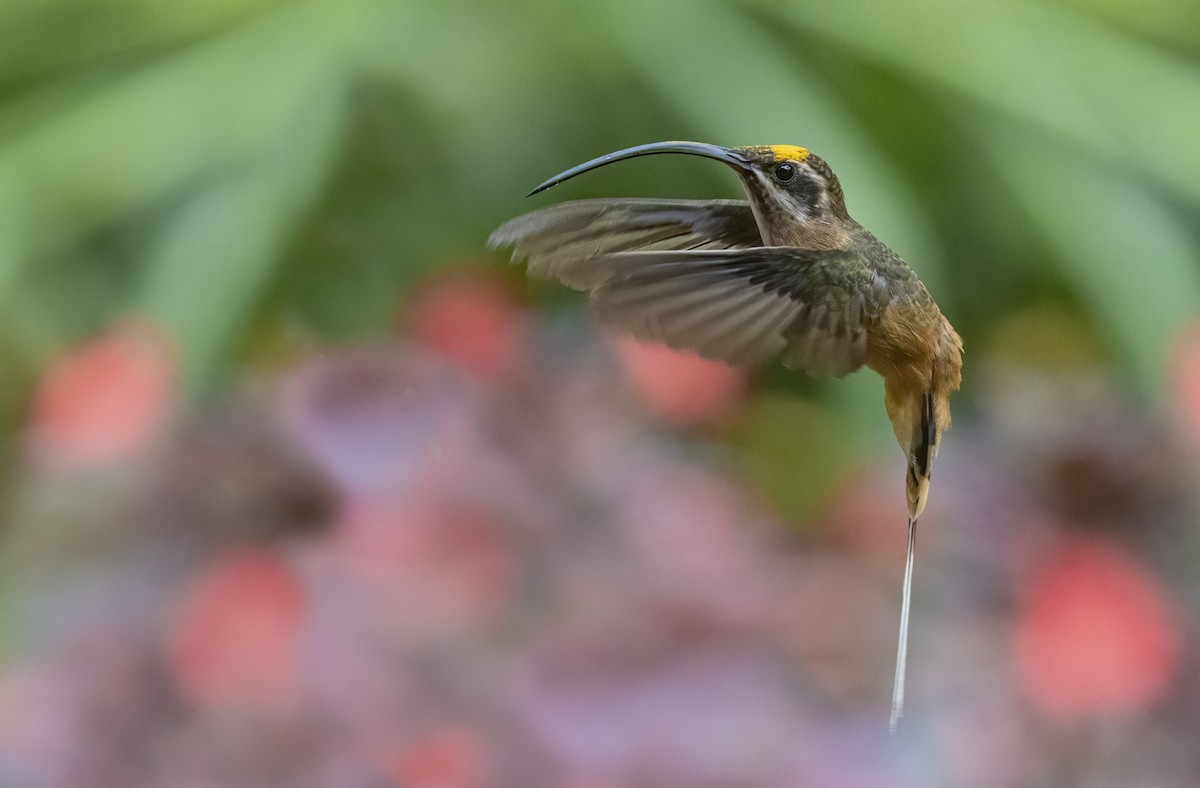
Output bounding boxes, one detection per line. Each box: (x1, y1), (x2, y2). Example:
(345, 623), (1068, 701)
(1, 0), (1196, 377)
(0, 0), (1197, 533)
(0, 0), (1196, 522)
(1, 0), (1196, 524)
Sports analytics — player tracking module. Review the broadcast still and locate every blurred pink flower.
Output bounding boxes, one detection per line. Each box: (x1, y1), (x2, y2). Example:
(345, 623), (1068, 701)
(1015, 537), (1179, 722)
(321, 498), (516, 640)
(774, 554), (891, 698)
(622, 467), (779, 632)
(522, 635), (806, 785)
(607, 335), (746, 429)
(819, 469), (912, 572)
(1169, 321), (1200, 445)
(165, 548), (307, 714)
(387, 725), (488, 788)
(404, 268), (528, 382)
(0, 666), (78, 779)
(25, 319), (175, 470)
(283, 348), (469, 497)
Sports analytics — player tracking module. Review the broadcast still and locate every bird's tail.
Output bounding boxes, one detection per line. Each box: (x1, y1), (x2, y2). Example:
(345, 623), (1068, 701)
(887, 326), (960, 731)
(889, 513), (918, 733)
(890, 388), (935, 732)
(884, 380), (939, 520)
(905, 389), (936, 520)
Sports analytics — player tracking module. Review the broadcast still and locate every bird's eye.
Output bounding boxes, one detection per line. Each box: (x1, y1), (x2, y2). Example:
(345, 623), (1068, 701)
(772, 162), (797, 183)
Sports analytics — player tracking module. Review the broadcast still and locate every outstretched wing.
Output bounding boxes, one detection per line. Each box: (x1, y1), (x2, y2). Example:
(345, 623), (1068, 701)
(488, 199), (762, 289)
(526, 245), (892, 377)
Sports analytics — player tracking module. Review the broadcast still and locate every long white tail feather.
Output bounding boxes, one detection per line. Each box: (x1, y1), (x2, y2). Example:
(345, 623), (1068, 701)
(889, 515), (918, 733)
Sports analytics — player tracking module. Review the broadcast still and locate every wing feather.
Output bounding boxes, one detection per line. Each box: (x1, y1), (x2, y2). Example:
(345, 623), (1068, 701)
(591, 248), (888, 375)
(488, 199), (762, 288)
(491, 202), (891, 376)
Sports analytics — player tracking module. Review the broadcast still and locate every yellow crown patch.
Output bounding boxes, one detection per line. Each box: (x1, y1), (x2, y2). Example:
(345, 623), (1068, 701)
(768, 145), (810, 163)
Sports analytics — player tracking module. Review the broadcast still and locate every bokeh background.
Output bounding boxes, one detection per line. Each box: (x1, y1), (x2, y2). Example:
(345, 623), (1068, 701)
(1, 0), (1200, 785)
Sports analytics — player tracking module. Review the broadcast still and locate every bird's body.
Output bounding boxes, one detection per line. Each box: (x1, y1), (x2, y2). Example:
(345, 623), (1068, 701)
(489, 141), (962, 729)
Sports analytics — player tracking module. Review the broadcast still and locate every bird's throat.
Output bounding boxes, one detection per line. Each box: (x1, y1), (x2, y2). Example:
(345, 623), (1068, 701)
(772, 219), (852, 250)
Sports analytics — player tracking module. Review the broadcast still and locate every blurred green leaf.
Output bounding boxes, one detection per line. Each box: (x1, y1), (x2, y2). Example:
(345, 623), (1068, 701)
(0, 0), (288, 86)
(763, 0), (1200, 203)
(136, 77), (347, 390)
(974, 121), (1200, 392)
(0, 0), (350, 299)
(725, 392), (858, 524)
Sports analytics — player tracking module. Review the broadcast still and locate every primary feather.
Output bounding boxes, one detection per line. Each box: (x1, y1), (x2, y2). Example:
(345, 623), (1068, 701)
(490, 202), (891, 378)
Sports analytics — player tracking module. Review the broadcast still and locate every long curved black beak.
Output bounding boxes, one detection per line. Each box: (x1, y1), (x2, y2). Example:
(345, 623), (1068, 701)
(528, 141), (751, 196)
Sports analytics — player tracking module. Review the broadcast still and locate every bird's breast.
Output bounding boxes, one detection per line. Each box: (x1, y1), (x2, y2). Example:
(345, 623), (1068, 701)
(866, 300), (944, 390)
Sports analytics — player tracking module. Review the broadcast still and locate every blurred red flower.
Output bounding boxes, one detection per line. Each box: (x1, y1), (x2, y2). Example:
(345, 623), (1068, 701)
(165, 548), (307, 714)
(608, 335), (746, 429)
(405, 268), (527, 382)
(1015, 537), (1179, 722)
(25, 319), (175, 470)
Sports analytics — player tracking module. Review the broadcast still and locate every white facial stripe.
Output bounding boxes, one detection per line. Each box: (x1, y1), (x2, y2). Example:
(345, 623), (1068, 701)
(755, 170), (817, 219)
(742, 167), (832, 244)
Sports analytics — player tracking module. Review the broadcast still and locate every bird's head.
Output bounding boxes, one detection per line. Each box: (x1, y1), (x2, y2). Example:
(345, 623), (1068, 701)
(528, 141), (851, 247)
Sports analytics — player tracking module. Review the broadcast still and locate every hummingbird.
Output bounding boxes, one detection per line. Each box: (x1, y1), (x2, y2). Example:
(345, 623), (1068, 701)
(489, 141), (963, 730)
